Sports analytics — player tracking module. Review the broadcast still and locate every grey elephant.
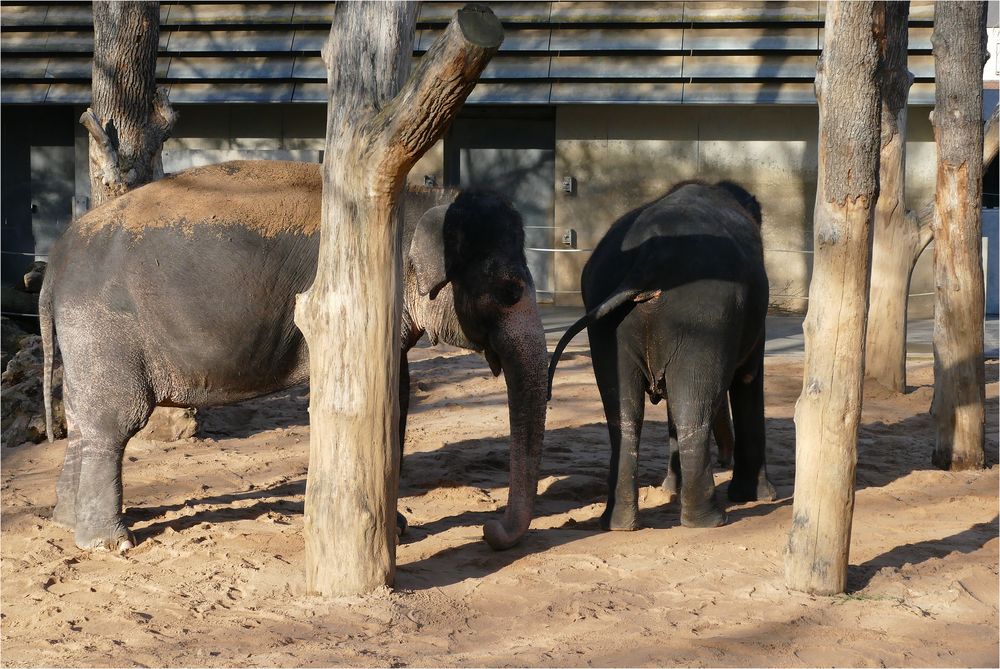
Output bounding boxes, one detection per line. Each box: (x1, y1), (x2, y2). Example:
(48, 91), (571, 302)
(548, 179), (775, 531)
(40, 160), (547, 553)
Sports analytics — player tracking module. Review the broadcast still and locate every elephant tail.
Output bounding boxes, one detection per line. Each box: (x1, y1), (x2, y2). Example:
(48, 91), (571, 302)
(39, 277), (56, 443)
(546, 285), (662, 400)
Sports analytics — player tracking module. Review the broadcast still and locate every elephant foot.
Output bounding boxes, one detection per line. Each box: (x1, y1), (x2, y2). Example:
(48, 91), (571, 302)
(74, 519), (135, 554)
(680, 505), (726, 528)
(757, 476), (777, 502)
(728, 474), (777, 503)
(51, 500), (76, 529)
(600, 504), (639, 531)
(396, 511), (408, 537)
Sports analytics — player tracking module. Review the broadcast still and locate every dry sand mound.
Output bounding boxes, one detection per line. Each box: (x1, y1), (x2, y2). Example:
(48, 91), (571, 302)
(2, 348), (997, 667)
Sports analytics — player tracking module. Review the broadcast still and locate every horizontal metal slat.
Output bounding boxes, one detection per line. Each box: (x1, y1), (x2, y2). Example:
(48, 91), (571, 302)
(549, 27), (683, 51)
(908, 27), (933, 51)
(41, 4), (96, 26)
(163, 3), (295, 26)
(908, 1), (935, 22)
(682, 81), (816, 103)
(0, 5), (49, 27)
(290, 2), (334, 24)
(419, 2), (553, 23)
(42, 82), (89, 102)
(42, 56), (91, 78)
(551, 55), (684, 79)
(291, 82), (325, 103)
(164, 30), (295, 53)
(551, 81), (683, 103)
(466, 82), (553, 104)
(164, 82), (295, 103)
(908, 54), (934, 79)
(290, 56), (324, 79)
(0, 82), (49, 103)
(290, 29), (327, 52)
(909, 82), (935, 104)
(1, 57), (49, 78)
(683, 27), (819, 51)
(549, 2), (684, 24)
(416, 27), (551, 51)
(683, 54), (818, 79)
(686, 1), (819, 23)
(482, 56), (551, 79)
(166, 56), (294, 80)
(0, 30), (93, 52)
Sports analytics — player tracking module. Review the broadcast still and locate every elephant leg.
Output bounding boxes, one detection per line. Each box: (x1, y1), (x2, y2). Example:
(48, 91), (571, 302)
(727, 348), (776, 503)
(53, 380), (81, 528)
(59, 355), (153, 551)
(661, 411), (681, 501)
(592, 330), (645, 531)
(396, 354), (410, 535)
(71, 399), (153, 551)
(712, 402), (735, 468)
(666, 378), (726, 528)
(53, 432), (82, 528)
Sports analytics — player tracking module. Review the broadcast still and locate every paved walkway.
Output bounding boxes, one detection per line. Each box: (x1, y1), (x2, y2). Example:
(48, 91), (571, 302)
(540, 305), (1000, 359)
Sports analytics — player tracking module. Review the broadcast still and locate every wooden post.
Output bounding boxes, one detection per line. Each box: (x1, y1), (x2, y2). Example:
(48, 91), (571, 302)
(293, 3), (503, 597)
(866, 2), (920, 393)
(83, 1), (176, 207)
(785, 0), (884, 596)
(930, 1), (989, 471)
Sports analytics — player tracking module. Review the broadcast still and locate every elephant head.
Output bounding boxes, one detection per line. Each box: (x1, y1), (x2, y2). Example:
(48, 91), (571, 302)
(408, 191), (547, 550)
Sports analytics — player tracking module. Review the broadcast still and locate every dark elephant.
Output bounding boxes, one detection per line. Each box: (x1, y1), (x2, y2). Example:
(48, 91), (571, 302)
(40, 160), (547, 553)
(548, 179), (775, 531)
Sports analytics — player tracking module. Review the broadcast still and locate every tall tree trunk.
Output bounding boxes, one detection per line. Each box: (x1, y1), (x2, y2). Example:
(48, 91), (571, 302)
(293, 2), (502, 597)
(930, 1), (989, 471)
(83, 0), (176, 207)
(866, 2), (921, 392)
(785, 0), (884, 596)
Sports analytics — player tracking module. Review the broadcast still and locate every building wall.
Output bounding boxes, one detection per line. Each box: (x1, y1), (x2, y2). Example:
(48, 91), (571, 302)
(553, 103), (938, 316)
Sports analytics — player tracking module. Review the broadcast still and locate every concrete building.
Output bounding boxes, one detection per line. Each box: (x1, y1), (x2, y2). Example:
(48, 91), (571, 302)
(1, 1), (993, 318)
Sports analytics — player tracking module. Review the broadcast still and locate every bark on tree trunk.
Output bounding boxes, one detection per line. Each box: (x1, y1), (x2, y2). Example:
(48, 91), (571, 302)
(84, 0), (176, 207)
(866, 2), (918, 393)
(930, 1), (989, 471)
(293, 2), (502, 597)
(785, 0), (884, 596)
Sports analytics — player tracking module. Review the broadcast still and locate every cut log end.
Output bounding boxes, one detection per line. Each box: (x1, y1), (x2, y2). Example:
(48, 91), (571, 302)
(457, 4), (504, 48)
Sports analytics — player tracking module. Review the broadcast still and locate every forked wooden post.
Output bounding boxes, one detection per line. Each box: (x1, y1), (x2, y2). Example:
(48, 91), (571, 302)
(930, 1), (989, 471)
(784, 0), (884, 595)
(294, 2), (503, 596)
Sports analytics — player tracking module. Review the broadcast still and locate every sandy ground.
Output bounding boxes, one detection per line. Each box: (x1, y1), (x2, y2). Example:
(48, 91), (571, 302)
(2, 344), (997, 668)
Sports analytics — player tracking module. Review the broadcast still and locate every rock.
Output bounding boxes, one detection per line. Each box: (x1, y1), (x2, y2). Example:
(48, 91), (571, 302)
(22, 261), (46, 294)
(1, 335), (66, 447)
(135, 406), (198, 442)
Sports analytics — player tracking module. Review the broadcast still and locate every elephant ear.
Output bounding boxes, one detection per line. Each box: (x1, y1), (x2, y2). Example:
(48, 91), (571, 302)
(409, 204), (451, 300)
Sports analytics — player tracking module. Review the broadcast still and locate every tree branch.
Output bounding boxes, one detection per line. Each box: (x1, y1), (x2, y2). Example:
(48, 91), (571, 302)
(913, 203), (935, 259)
(153, 86), (178, 141)
(79, 107), (121, 187)
(371, 4), (503, 195)
(984, 104), (998, 167)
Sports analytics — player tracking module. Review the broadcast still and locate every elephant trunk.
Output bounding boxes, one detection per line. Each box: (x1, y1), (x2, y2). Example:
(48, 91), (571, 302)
(483, 286), (548, 550)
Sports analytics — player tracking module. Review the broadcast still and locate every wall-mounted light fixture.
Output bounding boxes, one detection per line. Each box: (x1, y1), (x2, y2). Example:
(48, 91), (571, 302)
(561, 176), (576, 195)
